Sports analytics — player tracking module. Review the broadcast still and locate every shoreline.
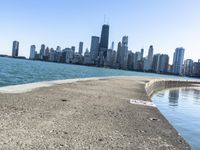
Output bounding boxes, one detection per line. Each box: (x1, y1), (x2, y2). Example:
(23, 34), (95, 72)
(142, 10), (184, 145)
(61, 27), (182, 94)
(0, 76), (199, 149)
(0, 76), (199, 94)
(0, 76), (128, 94)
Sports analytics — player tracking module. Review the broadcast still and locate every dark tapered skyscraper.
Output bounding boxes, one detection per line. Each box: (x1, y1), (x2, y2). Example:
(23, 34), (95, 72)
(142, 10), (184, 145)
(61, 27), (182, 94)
(12, 41), (19, 57)
(99, 24), (109, 49)
(99, 24), (109, 66)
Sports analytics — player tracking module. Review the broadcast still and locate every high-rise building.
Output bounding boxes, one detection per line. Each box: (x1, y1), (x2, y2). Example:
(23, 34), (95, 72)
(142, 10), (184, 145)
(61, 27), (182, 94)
(79, 42), (83, 55)
(140, 48), (144, 61)
(116, 42), (122, 66)
(44, 47), (50, 56)
(144, 45), (154, 71)
(29, 45), (36, 59)
(172, 47), (185, 75)
(184, 59), (193, 76)
(90, 36), (100, 62)
(71, 46), (75, 53)
(40, 44), (45, 59)
(192, 60), (200, 77)
(159, 54), (169, 73)
(147, 45), (154, 61)
(133, 51), (141, 70)
(12, 41), (19, 57)
(121, 36), (128, 69)
(127, 51), (134, 70)
(99, 24), (109, 50)
(111, 41), (114, 50)
(99, 24), (109, 66)
(152, 54), (160, 73)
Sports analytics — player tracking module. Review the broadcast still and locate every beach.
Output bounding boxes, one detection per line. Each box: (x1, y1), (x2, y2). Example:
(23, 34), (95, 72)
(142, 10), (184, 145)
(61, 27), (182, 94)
(0, 76), (197, 149)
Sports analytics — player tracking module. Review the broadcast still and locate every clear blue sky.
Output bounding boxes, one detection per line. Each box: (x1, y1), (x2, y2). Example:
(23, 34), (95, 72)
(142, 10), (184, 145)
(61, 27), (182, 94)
(0, 0), (200, 63)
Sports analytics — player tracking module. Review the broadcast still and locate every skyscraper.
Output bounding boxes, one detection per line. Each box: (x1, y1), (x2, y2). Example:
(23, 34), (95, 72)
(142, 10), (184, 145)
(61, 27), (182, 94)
(116, 42), (122, 65)
(144, 45), (154, 71)
(99, 24), (109, 50)
(159, 54), (169, 73)
(111, 41), (114, 50)
(147, 45), (154, 61)
(79, 42), (83, 55)
(140, 48), (144, 61)
(90, 36), (99, 61)
(29, 45), (36, 59)
(121, 36), (128, 69)
(152, 54), (160, 73)
(99, 24), (109, 66)
(172, 47), (185, 75)
(184, 59), (193, 76)
(12, 41), (19, 57)
(40, 44), (45, 59)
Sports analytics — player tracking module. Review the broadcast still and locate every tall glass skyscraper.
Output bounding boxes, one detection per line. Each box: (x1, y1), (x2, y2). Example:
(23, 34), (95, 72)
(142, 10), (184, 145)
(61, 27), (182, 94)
(90, 36), (99, 61)
(12, 41), (19, 57)
(172, 47), (185, 75)
(99, 24), (109, 50)
(99, 24), (109, 66)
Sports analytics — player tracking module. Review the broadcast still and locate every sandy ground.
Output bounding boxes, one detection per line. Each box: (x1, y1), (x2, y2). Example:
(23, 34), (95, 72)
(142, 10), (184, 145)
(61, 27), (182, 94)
(0, 76), (191, 150)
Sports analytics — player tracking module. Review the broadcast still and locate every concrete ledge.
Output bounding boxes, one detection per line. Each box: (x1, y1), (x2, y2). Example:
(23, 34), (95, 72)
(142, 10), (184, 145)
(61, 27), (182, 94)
(0, 76), (125, 94)
(145, 79), (200, 97)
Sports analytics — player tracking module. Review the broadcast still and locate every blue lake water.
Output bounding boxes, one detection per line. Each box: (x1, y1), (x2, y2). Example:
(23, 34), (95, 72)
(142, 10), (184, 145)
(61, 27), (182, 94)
(152, 87), (200, 150)
(0, 57), (193, 87)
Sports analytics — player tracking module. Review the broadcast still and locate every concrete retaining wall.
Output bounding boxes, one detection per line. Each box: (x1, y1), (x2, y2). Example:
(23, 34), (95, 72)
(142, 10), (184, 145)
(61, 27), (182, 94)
(145, 79), (200, 97)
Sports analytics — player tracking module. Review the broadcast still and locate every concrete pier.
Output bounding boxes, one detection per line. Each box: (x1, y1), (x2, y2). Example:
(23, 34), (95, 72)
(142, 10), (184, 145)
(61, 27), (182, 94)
(0, 76), (199, 149)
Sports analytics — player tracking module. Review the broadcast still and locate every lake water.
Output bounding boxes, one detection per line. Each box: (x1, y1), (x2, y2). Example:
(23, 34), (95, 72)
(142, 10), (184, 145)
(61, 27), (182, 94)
(152, 87), (200, 150)
(0, 57), (190, 87)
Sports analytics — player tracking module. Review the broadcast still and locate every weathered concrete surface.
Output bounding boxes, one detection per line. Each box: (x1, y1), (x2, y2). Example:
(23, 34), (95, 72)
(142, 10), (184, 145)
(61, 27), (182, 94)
(0, 76), (198, 150)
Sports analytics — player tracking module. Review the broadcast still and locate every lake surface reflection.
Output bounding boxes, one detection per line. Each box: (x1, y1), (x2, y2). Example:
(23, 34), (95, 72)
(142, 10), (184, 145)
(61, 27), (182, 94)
(152, 87), (200, 150)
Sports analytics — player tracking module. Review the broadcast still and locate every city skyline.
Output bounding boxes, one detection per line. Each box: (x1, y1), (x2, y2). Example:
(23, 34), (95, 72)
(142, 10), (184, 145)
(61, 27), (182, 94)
(0, 0), (200, 63)
(4, 24), (199, 77)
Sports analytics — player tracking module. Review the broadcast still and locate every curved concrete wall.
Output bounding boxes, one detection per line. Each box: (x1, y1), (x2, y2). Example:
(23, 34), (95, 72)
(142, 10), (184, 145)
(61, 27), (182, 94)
(145, 79), (200, 97)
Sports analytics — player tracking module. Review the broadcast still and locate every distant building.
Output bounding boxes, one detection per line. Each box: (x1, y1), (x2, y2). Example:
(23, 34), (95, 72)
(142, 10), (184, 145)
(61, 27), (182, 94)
(184, 59), (193, 76)
(29, 45), (36, 59)
(71, 46), (75, 53)
(159, 54), (169, 73)
(120, 36), (128, 69)
(104, 49), (116, 67)
(172, 47), (185, 75)
(111, 41), (114, 50)
(192, 60), (200, 77)
(90, 36), (100, 62)
(99, 24), (109, 66)
(64, 48), (74, 63)
(72, 53), (83, 64)
(40, 44), (45, 59)
(144, 45), (154, 71)
(152, 54), (160, 73)
(84, 48), (93, 65)
(147, 45), (154, 62)
(140, 48), (144, 61)
(56, 46), (61, 52)
(12, 41), (19, 57)
(79, 42), (83, 55)
(49, 48), (55, 62)
(116, 42), (122, 68)
(133, 51), (141, 70)
(44, 47), (50, 56)
(127, 51), (134, 70)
